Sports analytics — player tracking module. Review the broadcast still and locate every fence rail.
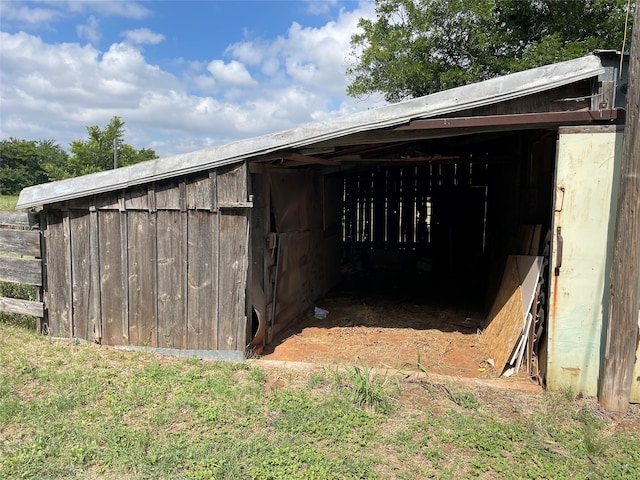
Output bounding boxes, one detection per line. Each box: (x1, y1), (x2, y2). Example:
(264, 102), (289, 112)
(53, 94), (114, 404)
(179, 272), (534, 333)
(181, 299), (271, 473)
(0, 211), (44, 327)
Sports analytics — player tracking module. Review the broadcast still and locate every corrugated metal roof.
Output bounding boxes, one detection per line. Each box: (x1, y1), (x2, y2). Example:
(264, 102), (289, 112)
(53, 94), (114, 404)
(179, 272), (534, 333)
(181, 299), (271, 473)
(17, 55), (605, 208)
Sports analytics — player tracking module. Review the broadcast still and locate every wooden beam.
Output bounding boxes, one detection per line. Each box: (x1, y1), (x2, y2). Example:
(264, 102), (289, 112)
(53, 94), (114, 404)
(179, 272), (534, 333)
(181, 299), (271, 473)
(0, 257), (43, 285)
(282, 153), (341, 166)
(599, 2), (640, 413)
(0, 296), (44, 317)
(0, 229), (41, 257)
(395, 109), (624, 131)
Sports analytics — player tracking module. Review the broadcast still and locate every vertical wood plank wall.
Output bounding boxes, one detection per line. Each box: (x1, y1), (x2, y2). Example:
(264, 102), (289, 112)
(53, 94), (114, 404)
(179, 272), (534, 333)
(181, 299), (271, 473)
(44, 163), (249, 351)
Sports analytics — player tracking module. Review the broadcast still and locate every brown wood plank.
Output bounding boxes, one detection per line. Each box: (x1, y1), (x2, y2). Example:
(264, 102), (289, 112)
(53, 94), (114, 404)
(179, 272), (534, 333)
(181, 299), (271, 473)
(124, 187), (149, 211)
(89, 208), (102, 342)
(157, 210), (186, 348)
(45, 210), (71, 337)
(0, 229), (40, 257)
(0, 296), (44, 317)
(0, 257), (42, 285)
(95, 193), (120, 210)
(186, 210), (216, 350)
(69, 211), (92, 341)
(218, 163), (248, 203)
(155, 180), (181, 210)
(187, 174), (212, 210)
(128, 211), (158, 346)
(218, 211), (248, 350)
(99, 211), (126, 345)
(0, 212), (39, 228)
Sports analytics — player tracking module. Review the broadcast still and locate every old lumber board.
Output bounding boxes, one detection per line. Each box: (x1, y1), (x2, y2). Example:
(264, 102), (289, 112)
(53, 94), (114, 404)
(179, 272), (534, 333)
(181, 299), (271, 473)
(99, 211), (127, 345)
(0, 256), (42, 285)
(0, 296), (44, 317)
(481, 256), (525, 374)
(186, 210), (217, 350)
(157, 210), (186, 348)
(69, 211), (92, 341)
(218, 212), (248, 350)
(45, 210), (72, 337)
(0, 229), (40, 257)
(127, 211), (158, 347)
(0, 212), (39, 228)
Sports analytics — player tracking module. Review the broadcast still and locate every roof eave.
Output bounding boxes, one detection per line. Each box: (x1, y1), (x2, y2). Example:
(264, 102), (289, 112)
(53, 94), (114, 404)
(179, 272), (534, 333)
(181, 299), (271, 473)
(17, 54), (605, 209)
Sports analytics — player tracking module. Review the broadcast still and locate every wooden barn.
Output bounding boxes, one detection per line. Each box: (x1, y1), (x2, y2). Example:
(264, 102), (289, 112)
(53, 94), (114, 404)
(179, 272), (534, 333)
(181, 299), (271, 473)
(15, 52), (639, 400)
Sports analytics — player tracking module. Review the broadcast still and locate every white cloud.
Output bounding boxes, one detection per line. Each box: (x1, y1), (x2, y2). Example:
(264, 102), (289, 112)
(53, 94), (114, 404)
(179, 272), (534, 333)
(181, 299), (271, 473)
(0, 3), (63, 27)
(206, 60), (258, 88)
(122, 28), (165, 45)
(0, 2), (383, 158)
(66, 1), (152, 20)
(305, 0), (339, 15)
(76, 15), (100, 44)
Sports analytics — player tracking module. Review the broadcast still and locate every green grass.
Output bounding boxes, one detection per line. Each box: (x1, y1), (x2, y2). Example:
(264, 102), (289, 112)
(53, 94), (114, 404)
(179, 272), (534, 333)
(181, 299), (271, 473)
(0, 195), (19, 211)
(0, 322), (639, 479)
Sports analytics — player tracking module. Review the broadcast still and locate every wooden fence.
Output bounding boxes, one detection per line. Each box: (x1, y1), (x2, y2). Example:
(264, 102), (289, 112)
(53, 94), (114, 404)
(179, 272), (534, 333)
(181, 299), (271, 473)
(0, 212), (44, 329)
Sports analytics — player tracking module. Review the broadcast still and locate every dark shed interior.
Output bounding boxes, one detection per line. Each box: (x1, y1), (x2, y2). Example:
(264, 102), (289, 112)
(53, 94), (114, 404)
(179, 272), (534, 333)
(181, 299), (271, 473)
(248, 126), (558, 367)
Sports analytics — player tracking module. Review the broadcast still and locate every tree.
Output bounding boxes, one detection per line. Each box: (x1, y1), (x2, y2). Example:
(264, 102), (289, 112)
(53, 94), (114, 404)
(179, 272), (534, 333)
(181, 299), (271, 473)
(347, 0), (633, 102)
(0, 138), (67, 195)
(43, 116), (158, 180)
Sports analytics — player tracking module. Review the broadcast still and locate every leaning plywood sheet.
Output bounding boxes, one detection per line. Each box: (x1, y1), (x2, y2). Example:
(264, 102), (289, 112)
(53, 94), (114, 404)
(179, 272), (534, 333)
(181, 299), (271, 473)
(481, 256), (524, 374)
(482, 255), (544, 375)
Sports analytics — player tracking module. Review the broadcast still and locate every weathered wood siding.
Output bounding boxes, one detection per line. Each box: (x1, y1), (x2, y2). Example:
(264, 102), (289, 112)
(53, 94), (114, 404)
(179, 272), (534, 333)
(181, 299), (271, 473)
(43, 163), (250, 351)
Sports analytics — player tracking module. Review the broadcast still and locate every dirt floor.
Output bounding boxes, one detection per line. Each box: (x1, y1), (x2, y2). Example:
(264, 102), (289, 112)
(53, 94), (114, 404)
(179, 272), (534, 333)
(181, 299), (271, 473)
(261, 285), (538, 391)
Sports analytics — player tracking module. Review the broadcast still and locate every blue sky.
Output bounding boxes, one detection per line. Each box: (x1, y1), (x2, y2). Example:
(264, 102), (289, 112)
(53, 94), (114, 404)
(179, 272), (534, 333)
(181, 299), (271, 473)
(0, 0), (383, 157)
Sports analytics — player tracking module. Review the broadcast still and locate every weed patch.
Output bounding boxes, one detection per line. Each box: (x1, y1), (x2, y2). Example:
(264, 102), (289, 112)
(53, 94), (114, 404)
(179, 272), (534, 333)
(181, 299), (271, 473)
(1, 322), (639, 479)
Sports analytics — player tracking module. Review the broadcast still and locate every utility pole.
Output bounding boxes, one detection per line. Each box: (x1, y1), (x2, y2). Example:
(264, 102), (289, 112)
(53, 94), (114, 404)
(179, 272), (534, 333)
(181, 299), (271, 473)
(113, 137), (119, 169)
(599, 0), (640, 413)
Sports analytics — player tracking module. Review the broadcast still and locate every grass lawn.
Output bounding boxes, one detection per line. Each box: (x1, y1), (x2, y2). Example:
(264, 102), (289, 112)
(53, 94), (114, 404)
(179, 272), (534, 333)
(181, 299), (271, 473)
(0, 195), (18, 211)
(0, 319), (639, 479)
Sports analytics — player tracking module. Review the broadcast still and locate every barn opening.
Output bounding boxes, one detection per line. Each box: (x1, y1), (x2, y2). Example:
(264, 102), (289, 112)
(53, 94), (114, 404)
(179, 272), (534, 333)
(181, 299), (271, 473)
(254, 126), (556, 379)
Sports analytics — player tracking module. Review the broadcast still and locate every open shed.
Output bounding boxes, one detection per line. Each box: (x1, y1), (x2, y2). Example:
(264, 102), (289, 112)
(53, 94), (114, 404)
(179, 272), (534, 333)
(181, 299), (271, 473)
(17, 52), (639, 400)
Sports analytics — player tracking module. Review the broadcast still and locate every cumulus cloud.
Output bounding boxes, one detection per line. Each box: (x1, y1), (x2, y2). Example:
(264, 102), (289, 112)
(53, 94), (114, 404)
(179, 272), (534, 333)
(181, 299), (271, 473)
(206, 60), (258, 88)
(66, 1), (152, 20)
(0, 2), (382, 157)
(122, 28), (165, 45)
(76, 15), (101, 44)
(0, 2), (63, 27)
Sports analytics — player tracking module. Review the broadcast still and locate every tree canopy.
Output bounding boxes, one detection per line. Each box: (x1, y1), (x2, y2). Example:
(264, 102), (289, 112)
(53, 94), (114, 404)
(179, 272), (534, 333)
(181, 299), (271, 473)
(42, 116), (158, 181)
(347, 0), (633, 102)
(0, 139), (67, 195)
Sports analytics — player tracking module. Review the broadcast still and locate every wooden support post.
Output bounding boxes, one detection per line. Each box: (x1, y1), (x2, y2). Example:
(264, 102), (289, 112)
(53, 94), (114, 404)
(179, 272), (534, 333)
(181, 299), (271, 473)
(599, 1), (640, 413)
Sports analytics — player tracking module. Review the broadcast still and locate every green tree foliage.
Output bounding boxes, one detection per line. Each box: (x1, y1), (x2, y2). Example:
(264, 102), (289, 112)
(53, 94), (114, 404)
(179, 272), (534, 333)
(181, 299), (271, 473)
(43, 116), (158, 180)
(0, 138), (67, 195)
(347, 0), (633, 102)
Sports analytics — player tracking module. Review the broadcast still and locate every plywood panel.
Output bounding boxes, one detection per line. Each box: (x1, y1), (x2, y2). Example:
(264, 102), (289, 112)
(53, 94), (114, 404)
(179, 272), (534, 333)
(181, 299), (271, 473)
(69, 211), (92, 341)
(128, 211), (158, 346)
(45, 210), (72, 337)
(481, 256), (525, 374)
(218, 211), (248, 350)
(99, 211), (127, 345)
(186, 210), (217, 350)
(157, 210), (186, 348)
